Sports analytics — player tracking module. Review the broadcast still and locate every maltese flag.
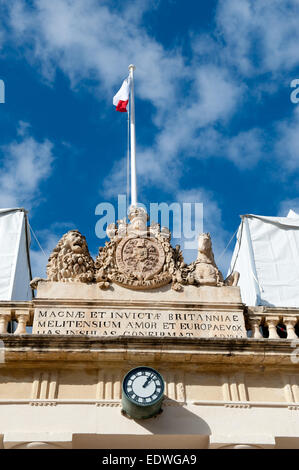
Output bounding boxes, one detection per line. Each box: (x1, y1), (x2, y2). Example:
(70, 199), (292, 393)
(113, 76), (131, 112)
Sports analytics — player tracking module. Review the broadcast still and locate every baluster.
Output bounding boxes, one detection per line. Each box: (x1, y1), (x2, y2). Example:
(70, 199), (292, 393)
(265, 316), (280, 339)
(283, 317), (298, 339)
(14, 310), (30, 335)
(0, 310), (11, 334)
(249, 316), (263, 338)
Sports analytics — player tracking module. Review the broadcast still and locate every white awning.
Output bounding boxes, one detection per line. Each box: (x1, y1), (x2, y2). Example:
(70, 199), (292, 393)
(228, 210), (299, 307)
(0, 208), (32, 300)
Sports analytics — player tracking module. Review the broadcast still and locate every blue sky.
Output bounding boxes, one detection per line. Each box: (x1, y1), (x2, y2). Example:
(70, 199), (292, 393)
(1, 0), (299, 278)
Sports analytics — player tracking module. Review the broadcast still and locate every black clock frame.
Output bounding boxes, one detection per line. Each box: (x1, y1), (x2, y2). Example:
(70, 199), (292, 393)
(122, 366), (165, 419)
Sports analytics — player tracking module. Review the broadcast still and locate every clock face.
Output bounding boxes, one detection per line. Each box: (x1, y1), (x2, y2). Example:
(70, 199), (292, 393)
(123, 367), (164, 406)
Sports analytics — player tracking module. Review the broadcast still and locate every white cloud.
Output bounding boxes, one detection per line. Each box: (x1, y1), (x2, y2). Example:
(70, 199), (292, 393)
(278, 199), (299, 218)
(17, 120), (31, 136)
(225, 129), (265, 169)
(6, 0), (185, 108)
(188, 127), (265, 170)
(191, 66), (242, 125)
(216, 0), (299, 76)
(102, 156), (128, 199)
(275, 106), (299, 171)
(128, 65), (244, 191)
(0, 122), (54, 208)
(3, 0), (298, 206)
(278, 200), (299, 217)
(5, 0), (288, 200)
(2, 0), (299, 283)
(4, 0), (249, 192)
(11, 0), (299, 95)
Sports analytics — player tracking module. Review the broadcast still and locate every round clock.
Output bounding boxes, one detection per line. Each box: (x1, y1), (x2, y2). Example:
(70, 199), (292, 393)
(122, 366), (165, 419)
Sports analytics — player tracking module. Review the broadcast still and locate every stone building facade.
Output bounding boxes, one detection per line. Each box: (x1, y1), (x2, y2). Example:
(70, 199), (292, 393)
(0, 209), (298, 449)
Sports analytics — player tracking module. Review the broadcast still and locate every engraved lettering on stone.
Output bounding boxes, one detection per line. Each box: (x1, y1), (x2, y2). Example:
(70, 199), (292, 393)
(33, 307), (247, 339)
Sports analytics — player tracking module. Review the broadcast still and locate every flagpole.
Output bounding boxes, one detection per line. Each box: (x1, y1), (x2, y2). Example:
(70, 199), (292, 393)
(128, 64), (137, 208)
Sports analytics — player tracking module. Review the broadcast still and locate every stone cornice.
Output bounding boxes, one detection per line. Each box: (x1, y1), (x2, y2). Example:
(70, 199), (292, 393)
(33, 298), (244, 310)
(248, 306), (299, 315)
(0, 334), (298, 368)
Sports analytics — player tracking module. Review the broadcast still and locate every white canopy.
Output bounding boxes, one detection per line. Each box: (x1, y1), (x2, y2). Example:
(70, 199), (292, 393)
(228, 210), (299, 307)
(0, 208), (32, 300)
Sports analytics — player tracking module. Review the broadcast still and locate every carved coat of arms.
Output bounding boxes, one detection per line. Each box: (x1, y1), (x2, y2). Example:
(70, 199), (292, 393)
(94, 207), (183, 290)
(30, 207), (239, 292)
(116, 237), (164, 281)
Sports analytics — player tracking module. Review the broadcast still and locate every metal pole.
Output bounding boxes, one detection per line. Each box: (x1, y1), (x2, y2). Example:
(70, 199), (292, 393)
(128, 64), (137, 207)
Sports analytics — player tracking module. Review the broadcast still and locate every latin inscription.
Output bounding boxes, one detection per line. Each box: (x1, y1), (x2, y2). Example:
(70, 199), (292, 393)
(33, 308), (247, 338)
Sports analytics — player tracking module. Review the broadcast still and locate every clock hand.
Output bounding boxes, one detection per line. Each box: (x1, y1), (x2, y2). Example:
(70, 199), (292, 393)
(143, 374), (154, 388)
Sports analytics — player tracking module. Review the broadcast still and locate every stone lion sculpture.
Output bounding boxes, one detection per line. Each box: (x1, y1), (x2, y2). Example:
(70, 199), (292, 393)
(30, 230), (95, 288)
(187, 233), (239, 287)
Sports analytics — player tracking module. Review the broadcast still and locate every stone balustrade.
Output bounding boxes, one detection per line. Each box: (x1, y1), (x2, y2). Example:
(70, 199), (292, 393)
(0, 303), (33, 335)
(0, 302), (299, 339)
(246, 307), (299, 339)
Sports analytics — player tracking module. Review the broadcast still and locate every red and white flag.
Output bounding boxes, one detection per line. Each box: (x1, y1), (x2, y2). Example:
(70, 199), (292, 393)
(113, 76), (131, 112)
